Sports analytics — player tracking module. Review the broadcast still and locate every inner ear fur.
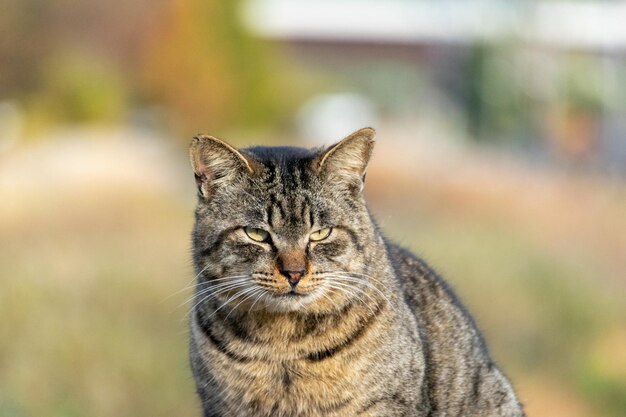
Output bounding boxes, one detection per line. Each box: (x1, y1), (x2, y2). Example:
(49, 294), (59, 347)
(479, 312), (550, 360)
(189, 134), (256, 198)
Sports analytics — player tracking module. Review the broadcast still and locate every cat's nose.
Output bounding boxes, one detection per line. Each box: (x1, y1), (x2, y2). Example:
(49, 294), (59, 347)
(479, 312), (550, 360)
(282, 270), (305, 287)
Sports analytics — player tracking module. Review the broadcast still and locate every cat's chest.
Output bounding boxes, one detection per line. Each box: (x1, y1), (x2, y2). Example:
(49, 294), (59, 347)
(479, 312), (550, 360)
(193, 309), (406, 415)
(192, 299), (424, 415)
(211, 355), (372, 416)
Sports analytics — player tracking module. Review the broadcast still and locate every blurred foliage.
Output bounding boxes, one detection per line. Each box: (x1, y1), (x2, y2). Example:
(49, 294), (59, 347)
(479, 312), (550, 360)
(1, 0), (623, 168)
(32, 52), (128, 124)
(139, 0), (286, 134)
(0, 0), (52, 97)
(578, 361), (626, 417)
(458, 42), (617, 155)
(560, 55), (603, 115)
(0, 0), (291, 136)
(463, 42), (537, 145)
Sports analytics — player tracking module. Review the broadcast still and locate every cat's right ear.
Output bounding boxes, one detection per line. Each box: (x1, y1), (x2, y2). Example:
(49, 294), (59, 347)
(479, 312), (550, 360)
(316, 127), (376, 193)
(189, 135), (255, 199)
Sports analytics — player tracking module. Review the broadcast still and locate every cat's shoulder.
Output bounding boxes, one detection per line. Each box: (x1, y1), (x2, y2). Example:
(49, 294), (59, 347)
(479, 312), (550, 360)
(383, 239), (471, 314)
(384, 238), (492, 353)
(384, 240), (447, 290)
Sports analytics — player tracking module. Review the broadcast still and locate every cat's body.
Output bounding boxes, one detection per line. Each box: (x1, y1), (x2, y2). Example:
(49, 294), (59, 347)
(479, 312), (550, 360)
(188, 129), (524, 417)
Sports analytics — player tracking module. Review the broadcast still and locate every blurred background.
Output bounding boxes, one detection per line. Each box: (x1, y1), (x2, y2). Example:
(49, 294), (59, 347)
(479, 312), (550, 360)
(1, 0), (625, 416)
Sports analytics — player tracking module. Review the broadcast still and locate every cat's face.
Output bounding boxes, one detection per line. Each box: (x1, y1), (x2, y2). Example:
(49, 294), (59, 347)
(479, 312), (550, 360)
(190, 128), (378, 314)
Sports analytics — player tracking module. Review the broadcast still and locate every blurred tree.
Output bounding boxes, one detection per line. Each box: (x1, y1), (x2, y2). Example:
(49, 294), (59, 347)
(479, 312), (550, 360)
(463, 43), (487, 141)
(0, 0), (165, 127)
(1, 0), (289, 133)
(0, 0), (54, 97)
(139, 0), (284, 135)
(36, 52), (127, 124)
(462, 43), (529, 145)
(547, 54), (604, 164)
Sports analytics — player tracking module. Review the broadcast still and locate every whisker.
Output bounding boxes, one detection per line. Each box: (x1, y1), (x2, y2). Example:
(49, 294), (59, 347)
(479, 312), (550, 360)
(194, 281), (249, 302)
(204, 274), (252, 283)
(205, 285), (255, 320)
(225, 287), (264, 320)
(192, 263), (212, 281)
(323, 282), (376, 315)
(247, 290), (267, 315)
(317, 290), (338, 311)
(195, 278), (250, 294)
(177, 278), (250, 310)
(323, 285), (375, 317)
(184, 282), (250, 320)
(328, 275), (392, 306)
(323, 282), (365, 306)
(161, 264), (213, 302)
(182, 276), (252, 305)
(163, 273), (250, 303)
(326, 271), (388, 287)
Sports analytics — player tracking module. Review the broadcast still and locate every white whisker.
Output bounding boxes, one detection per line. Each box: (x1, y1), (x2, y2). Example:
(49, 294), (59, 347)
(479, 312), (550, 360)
(205, 284), (255, 320)
(164, 273), (250, 303)
(204, 274), (251, 283)
(328, 275), (392, 306)
(185, 281), (250, 320)
(225, 287), (264, 320)
(161, 264), (213, 302)
(323, 282), (376, 315)
(247, 290), (267, 315)
(327, 270), (388, 287)
(177, 278), (250, 311)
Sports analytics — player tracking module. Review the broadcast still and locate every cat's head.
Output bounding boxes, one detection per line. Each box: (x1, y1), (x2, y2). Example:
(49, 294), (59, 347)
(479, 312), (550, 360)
(190, 128), (381, 314)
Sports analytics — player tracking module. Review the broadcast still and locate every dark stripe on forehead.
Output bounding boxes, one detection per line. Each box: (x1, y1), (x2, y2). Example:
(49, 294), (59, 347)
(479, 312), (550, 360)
(259, 154), (321, 230)
(268, 193), (286, 223)
(278, 195), (290, 224)
(265, 161), (276, 185)
(299, 199), (308, 227)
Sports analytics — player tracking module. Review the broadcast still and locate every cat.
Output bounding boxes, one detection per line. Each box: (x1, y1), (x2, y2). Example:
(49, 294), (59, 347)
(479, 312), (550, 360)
(188, 127), (525, 417)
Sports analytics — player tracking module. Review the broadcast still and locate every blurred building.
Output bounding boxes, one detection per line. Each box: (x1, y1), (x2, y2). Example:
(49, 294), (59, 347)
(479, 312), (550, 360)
(244, 0), (626, 173)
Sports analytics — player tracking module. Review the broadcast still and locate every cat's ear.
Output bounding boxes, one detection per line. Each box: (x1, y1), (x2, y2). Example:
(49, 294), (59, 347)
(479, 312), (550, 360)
(189, 134), (255, 198)
(316, 127), (375, 191)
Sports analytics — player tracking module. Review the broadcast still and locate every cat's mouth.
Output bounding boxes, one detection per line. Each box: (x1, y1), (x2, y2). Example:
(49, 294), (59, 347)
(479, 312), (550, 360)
(262, 287), (323, 312)
(280, 290), (306, 298)
(266, 285), (316, 298)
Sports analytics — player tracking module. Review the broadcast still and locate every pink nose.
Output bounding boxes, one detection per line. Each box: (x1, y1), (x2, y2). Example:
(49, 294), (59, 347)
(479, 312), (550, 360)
(283, 270), (304, 286)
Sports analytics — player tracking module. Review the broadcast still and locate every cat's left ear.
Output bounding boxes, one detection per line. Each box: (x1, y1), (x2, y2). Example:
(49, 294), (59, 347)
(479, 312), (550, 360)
(316, 127), (375, 192)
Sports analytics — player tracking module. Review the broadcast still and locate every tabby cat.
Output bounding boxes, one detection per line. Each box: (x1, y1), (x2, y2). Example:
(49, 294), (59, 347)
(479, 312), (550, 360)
(188, 128), (525, 417)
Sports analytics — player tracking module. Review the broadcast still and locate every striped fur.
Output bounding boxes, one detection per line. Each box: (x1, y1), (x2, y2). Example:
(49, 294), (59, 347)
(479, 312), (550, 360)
(188, 128), (525, 416)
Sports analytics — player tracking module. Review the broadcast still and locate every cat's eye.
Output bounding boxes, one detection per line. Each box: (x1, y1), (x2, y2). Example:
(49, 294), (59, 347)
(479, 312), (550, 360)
(309, 227), (332, 242)
(244, 227), (270, 242)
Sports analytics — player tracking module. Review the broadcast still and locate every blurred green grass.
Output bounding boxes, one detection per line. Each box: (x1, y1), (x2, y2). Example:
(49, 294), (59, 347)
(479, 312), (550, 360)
(0, 133), (624, 417)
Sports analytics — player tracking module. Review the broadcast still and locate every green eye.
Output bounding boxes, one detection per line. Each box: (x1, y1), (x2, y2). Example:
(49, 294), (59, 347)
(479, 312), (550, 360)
(244, 227), (270, 242)
(310, 227), (332, 242)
